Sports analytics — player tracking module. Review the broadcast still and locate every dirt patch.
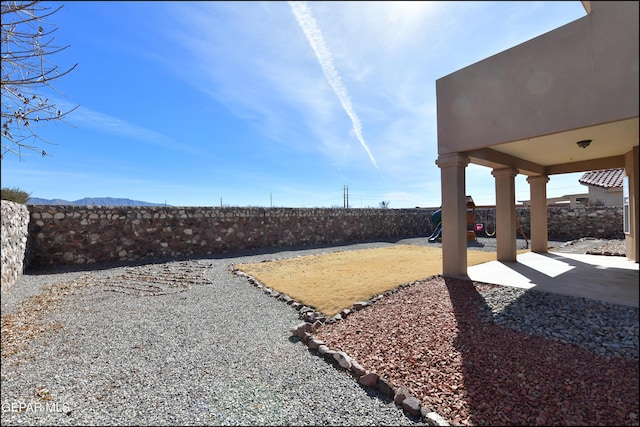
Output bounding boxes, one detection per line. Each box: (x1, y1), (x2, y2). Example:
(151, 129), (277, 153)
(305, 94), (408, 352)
(236, 244), (527, 317)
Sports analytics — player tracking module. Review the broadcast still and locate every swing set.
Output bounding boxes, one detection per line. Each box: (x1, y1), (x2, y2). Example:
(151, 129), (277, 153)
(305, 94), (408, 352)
(430, 197), (529, 249)
(479, 211), (528, 248)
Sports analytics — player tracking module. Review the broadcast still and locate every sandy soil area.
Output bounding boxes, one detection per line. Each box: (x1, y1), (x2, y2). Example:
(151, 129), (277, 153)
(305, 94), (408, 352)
(235, 244), (523, 316)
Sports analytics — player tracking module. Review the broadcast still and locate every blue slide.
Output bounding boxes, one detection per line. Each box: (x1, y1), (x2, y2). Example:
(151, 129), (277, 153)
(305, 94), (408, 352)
(428, 209), (442, 243)
(428, 223), (442, 243)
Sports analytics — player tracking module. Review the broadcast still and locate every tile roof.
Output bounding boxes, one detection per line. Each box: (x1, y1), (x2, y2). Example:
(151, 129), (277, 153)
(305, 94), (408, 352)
(579, 168), (625, 189)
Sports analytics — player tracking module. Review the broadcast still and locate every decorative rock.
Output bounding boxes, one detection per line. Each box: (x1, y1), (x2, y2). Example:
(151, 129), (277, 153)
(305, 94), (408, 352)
(359, 372), (379, 387)
(478, 281), (639, 359)
(421, 410), (450, 426)
(279, 294), (293, 304)
(316, 344), (330, 355)
(419, 405), (433, 418)
(402, 396), (421, 417)
(291, 302), (302, 310)
(307, 337), (324, 350)
(291, 322), (312, 339)
(377, 377), (395, 397)
(333, 351), (352, 369)
(323, 349), (338, 362)
(340, 308), (351, 318)
(311, 320), (323, 331)
(394, 386), (410, 405)
(353, 301), (370, 311)
(350, 360), (366, 377)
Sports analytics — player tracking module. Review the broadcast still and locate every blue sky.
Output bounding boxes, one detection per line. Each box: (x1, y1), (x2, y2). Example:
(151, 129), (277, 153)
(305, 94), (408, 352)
(1, 1), (589, 208)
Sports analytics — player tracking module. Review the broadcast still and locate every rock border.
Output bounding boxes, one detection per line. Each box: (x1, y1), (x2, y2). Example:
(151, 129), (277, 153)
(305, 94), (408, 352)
(232, 266), (450, 426)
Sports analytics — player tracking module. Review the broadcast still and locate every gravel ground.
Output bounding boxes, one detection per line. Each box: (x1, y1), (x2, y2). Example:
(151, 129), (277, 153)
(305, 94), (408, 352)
(315, 276), (638, 426)
(1, 237), (636, 426)
(1, 242), (429, 427)
(315, 237), (638, 426)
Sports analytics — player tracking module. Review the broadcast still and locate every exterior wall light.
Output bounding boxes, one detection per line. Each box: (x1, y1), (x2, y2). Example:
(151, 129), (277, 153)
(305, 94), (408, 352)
(576, 139), (592, 148)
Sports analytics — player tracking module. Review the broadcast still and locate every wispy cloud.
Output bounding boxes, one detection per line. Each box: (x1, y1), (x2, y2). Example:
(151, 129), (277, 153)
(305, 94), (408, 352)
(289, 1), (378, 170)
(65, 105), (202, 155)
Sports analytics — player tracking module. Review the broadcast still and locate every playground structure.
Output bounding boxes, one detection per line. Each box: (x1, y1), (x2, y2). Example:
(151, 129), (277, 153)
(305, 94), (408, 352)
(428, 196), (529, 248)
(515, 215), (528, 248)
(428, 196), (476, 243)
(466, 196), (476, 241)
(480, 215), (528, 246)
(427, 208), (442, 243)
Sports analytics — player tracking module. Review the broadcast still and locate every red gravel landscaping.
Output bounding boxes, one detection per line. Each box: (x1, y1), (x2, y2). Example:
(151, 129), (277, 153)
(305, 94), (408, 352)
(314, 277), (639, 426)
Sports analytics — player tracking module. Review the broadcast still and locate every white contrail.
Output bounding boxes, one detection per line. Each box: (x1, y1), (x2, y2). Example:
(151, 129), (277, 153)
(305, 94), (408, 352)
(289, 1), (378, 169)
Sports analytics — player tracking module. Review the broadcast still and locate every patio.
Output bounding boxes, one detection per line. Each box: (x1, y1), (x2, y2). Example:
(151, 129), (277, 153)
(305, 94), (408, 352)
(467, 251), (639, 307)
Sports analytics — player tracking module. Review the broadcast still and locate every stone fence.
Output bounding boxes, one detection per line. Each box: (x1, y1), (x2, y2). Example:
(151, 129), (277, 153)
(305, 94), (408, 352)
(24, 206), (434, 269)
(0, 204), (625, 290)
(476, 206), (624, 242)
(1, 200), (30, 291)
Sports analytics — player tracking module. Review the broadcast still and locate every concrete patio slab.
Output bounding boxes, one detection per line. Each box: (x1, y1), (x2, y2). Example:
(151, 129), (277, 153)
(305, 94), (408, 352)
(466, 251), (639, 308)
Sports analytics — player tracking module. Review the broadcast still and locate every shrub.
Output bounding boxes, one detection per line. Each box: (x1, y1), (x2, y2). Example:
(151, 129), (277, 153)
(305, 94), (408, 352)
(1, 187), (31, 204)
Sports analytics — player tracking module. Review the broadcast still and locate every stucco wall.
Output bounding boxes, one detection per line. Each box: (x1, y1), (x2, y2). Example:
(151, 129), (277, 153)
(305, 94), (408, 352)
(436, 1), (638, 154)
(588, 187), (623, 206)
(1, 200), (30, 291)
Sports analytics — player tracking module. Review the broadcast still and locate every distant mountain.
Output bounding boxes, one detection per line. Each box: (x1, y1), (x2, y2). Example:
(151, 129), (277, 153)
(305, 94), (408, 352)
(27, 197), (167, 207)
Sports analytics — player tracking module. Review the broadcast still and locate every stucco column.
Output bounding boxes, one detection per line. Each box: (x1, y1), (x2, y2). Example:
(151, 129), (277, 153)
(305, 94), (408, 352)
(435, 153), (469, 278)
(625, 146), (638, 263)
(527, 175), (550, 254)
(492, 168), (518, 262)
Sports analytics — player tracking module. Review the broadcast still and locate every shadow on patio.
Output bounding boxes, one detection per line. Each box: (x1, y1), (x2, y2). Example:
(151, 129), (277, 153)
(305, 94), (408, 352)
(466, 252), (639, 307)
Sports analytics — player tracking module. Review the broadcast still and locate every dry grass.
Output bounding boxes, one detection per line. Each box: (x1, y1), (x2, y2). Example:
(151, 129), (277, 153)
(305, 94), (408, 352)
(0, 280), (82, 361)
(236, 244), (528, 316)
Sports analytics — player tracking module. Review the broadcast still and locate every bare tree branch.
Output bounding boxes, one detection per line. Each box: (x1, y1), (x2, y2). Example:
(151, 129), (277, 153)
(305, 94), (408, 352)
(1, 0), (78, 160)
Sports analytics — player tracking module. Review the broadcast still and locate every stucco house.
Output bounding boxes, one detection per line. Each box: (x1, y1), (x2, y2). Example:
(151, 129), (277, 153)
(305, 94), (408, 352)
(579, 168), (624, 206)
(518, 193), (589, 208)
(518, 168), (624, 207)
(435, 1), (638, 278)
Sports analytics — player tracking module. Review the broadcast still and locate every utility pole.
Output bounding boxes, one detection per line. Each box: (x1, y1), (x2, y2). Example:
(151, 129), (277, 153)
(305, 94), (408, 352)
(343, 185), (349, 208)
